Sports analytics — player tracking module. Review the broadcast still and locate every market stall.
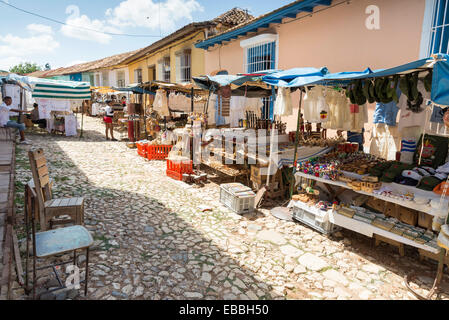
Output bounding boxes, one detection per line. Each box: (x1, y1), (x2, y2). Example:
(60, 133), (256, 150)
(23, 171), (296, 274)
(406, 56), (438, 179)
(2, 74), (90, 137)
(193, 71), (343, 196)
(261, 55), (449, 267)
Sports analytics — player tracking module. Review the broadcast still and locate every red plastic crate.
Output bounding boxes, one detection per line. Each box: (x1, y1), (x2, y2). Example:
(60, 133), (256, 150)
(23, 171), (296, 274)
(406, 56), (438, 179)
(136, 141), (147, 157)
(166, 169), (183, 181)
(166, 159), (193, 180)
(146, 145), (173, 160)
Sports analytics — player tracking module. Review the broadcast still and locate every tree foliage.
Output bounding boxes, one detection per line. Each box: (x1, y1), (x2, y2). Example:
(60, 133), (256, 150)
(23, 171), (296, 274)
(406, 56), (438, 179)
(9, 62), (42, 75)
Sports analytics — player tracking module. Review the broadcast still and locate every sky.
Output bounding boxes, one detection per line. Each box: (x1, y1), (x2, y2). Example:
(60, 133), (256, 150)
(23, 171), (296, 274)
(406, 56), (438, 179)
(0, 0), (293, 71)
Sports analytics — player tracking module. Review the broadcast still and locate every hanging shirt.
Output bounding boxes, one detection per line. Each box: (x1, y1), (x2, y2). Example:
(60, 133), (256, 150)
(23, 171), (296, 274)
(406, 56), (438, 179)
(398, 81), (431, 132)
(273, 87), (293, 117)
(230, 96), (246, 127)
(303, 86), (329, 123)
(373, 99), (400, 126)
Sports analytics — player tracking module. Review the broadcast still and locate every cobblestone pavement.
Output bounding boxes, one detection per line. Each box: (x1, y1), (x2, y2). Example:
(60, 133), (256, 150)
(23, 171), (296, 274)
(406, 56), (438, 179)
(9, 116), (449, 300)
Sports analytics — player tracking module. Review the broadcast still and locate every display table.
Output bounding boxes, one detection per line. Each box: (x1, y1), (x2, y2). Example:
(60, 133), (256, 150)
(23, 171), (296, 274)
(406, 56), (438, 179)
(291, 200), (440, 254)
(295, 172), (446, 216)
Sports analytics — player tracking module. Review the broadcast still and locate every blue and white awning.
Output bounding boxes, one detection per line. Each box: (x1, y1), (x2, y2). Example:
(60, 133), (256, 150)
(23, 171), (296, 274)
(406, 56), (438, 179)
(4, 74), (91, 100)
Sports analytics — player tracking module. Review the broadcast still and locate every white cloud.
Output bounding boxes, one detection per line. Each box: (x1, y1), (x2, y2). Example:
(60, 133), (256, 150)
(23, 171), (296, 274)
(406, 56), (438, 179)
(106, 0), (203, 33)
(27, 24), (54, 35)
(60, 5), (121, 44)
(0, 24), (59, 70)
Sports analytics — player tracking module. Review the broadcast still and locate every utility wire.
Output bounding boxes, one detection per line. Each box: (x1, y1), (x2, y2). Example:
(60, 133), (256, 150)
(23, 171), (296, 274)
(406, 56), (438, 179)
(0, 0), (163, 38)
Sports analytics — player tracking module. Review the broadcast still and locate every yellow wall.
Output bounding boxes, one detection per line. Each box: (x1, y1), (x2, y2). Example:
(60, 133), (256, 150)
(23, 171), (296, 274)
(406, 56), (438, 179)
(127, 32), (206, 84)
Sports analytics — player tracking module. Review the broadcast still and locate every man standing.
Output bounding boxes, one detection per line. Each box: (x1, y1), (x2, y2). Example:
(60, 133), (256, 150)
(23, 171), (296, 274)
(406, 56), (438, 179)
(0, 96), (32, 144)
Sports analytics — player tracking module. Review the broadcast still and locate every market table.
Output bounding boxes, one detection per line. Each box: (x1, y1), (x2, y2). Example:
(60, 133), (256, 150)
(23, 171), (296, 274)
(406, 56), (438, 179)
(295, 172), (446, 216)
(293, 172), (445, 254)
(291, 199), (440, 254)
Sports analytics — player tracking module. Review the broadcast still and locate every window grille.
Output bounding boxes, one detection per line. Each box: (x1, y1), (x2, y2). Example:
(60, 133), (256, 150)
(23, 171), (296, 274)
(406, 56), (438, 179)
(245, 41), (276, 73)
(428, 0), (449, 55)
(134, 69), (142, 83)
(117, 71), (125, 87)
(163, 57), (170, 82)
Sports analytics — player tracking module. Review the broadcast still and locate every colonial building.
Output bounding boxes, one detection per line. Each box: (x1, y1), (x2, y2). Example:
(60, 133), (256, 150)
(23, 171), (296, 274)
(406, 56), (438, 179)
(195, 0), (446, 131)
(122, 8), (253, 84)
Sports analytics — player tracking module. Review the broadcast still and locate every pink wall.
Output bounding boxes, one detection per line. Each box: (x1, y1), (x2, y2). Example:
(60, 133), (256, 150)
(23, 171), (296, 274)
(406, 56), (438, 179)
(203, 0), (427, 143)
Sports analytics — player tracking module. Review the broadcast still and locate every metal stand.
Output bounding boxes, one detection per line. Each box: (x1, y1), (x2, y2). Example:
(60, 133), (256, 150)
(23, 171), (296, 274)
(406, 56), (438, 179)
(404, 248), (446, 300)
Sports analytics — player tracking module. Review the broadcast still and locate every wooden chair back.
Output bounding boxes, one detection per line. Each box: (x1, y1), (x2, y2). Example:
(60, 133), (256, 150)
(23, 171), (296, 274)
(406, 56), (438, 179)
(28, 148), (51, 221)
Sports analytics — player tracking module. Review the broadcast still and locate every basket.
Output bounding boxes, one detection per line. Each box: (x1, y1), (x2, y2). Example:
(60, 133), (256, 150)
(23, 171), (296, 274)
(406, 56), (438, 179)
(166, 159), (193, 181)
(147, 144), (173, 160)
(136, 141), (148, 157)
(219, 183), (256, 214)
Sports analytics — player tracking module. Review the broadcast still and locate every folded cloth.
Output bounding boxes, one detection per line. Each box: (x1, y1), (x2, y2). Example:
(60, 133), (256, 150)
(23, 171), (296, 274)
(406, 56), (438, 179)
(395, 176), (420, 186)
(402, 170), (423, 181)
(400, 152), (414, 165)
(381, 162), (413, 183)
(417, 168), (432, 176)
(417, 176), (443, 191)
(401, 139), (417, 152)
(436, 162), (449, 174)
(422, 166), (436, 175)
(435, 172), (448, 180)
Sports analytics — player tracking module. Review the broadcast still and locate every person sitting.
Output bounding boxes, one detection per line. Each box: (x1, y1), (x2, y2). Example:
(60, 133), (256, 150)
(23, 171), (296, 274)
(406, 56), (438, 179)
(29, 103), (47, 128)
(0, 96), (32, 144)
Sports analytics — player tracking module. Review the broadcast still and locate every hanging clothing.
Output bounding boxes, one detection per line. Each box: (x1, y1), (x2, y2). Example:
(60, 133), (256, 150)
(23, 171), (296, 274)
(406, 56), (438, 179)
(230, 96), (246, 127)
(244, 98), (263, 117)
(221, 95), (230, 117)
(398, 82), (430, 133)
(322, 89), (351, 130)
(273, 87), (293, 116)
(303, 86), (329, 123)
(369, 123), (401, 160)
(373, 100), (400, 126)
(153, 89), (170, 117)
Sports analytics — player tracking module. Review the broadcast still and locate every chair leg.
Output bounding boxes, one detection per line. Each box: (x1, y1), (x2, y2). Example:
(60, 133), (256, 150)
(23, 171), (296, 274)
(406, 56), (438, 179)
(84, 247), (89, 296)
(25, 188), (30, 294)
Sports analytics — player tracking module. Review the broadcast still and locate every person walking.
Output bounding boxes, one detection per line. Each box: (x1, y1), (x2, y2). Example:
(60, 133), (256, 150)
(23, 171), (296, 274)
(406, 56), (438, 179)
(103, 100), (117, 141)
(0, 96), (32, 144)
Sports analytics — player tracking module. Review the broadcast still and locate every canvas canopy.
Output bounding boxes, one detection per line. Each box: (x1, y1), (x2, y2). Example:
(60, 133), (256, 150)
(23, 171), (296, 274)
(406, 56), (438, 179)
(261, 55), (449, 106)
(4, 73), (91, 100)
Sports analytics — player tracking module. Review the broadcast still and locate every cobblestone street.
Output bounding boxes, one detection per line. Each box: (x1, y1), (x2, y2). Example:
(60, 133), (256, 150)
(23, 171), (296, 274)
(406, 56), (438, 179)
(10, 117), (449, 300)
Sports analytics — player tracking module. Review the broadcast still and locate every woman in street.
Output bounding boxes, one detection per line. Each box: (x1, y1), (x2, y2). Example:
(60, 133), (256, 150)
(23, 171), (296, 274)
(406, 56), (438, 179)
(103, 100), (117, 141)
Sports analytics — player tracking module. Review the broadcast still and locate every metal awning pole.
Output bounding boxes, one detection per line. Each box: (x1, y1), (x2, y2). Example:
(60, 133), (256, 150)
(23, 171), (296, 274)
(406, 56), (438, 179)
(266, 86), (277, 187)
(290, 89), (303, 198)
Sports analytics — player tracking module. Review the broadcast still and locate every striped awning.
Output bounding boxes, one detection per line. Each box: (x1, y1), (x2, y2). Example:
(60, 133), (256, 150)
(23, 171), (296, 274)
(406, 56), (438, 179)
(4, 74), (91, 100)
(32, 82), (91, 100)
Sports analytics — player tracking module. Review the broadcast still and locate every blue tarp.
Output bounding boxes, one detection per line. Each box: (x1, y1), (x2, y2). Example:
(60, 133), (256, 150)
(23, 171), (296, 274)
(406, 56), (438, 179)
(260, 55), (449, 106)
(112, 85), (154, 95)
(432, 54), (449, 105)
(262, 67), (329, 87)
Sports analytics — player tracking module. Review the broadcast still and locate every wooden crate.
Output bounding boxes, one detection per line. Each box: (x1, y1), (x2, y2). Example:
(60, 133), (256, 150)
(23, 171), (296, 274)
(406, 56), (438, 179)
(366, 197), (386, 213)
(385, 203), (400, 220)
(418, 212), (433, 230)
(399, 207), (418, 226)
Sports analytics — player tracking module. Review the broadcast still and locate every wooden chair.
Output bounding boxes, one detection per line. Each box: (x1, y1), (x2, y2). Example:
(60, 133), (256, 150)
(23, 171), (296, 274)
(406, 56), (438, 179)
(28, 148), (84, 231)
(25, 184), (93, 299)
(25, 178), (53, 227)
